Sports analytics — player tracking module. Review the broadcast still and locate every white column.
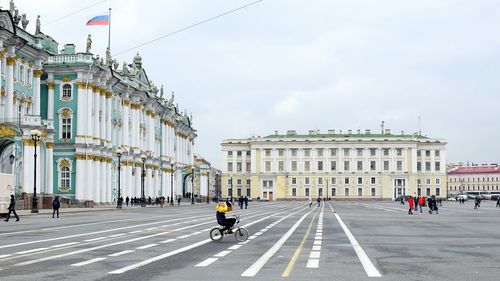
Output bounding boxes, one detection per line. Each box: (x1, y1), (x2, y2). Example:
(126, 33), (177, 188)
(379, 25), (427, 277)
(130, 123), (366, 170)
(46, 144), (54, 194)
(106, 93), (112, 146)
(94, 86), (100, 146)
(135, 164), (141, 197)
(200, 171), (208, 197)
(146, 168), (152, 197)
(76, 80), (85, 139)
(75, 157), (85, 201)
(131, 105), (138, 149)
(23, 141), (34, 194)
(47, 77), (55, 120)
(33, 64), (42, 116)
(5, 46), (15, 120)
(122, 100), (130, 147)
(106, 160), (112, 203)
(93, 156), (100, 203)
(100, 159), (106, 203)
(85, 156), (93, 200)
(86, 83), (94, 141)
(125, 162), (132, 198)
(100, 89), (105, 144)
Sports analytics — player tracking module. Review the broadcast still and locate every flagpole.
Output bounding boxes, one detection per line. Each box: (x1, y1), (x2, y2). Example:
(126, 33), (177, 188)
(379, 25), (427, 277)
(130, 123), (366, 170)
(108, 8), (111, 53)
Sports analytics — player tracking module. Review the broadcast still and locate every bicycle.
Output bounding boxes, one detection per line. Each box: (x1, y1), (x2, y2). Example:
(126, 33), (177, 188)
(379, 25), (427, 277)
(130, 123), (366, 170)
(210, 214), (249, 242)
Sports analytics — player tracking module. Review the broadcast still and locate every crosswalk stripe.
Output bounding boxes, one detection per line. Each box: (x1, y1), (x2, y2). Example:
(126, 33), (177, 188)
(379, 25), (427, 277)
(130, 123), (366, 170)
(71, 257), (106, 267)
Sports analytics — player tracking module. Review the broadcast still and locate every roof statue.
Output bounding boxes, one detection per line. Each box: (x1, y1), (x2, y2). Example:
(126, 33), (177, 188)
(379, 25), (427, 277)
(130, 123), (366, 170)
(21, 13), (28, 29)
(112, 59), (119, 70)
(160, 85), (164, 99)
(133, 52), (142, 69)
(86, 34), (92, 53)
(169, 91), (175, 105)
(13, 9), (20, 25)
(105, 46), (111, 65)
(35, 15), (41, 34)
(122, 61), (129, 75)
(9, 0), (14, 14)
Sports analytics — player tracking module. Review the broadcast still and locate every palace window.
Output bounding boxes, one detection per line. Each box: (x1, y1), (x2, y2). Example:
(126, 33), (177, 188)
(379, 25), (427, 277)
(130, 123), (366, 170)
(61, 84), (73, 101)
(227, 162), (233, 172)
(20, 65), (25, 84)
(58, 158), (72, 193)
(304, 161), (310, 172)
(384, 161), (389, 171)
(278, 161), (284, 172)
(317, 149), (323, 157)
(291, 161), (297, 171)
(396, 148), (402, 156)
(331, 161), (336, 171)
(357, 161), (363, 171)
(370, 161), (376, 171)
(357, 149), (363, 157)
(344, 161), (350, 171)
(397, 161), (402, 171)
(278, 149), (284, 157)
(58, 108), (73, 141)
(343, 148), (350, 156)
(383, 148), (389, 156)
(304, 149), (310, 157)
(330, 149), (337, 156)
(370, 148), (376, 156)
(317, 161), (323, 171)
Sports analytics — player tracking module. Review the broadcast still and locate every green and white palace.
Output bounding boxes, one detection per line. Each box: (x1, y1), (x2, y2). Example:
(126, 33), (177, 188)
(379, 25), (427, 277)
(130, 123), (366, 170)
(0, 3), (199, 206)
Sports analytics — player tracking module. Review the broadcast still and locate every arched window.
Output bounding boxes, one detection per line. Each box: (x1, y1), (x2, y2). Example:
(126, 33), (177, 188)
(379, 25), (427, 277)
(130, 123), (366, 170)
(13, 63), (18, 81)
(61, 84), (72, 101)
(58, 158), (72, 193)
(27, 68), (32, 86)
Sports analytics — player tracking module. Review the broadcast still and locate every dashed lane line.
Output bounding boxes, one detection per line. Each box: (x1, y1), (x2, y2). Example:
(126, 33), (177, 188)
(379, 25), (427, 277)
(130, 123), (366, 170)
(306, 204), (324, 268)
(14, 248), (49, 255)
(241, 208), (314, 277)
(328, 202), (382, 278)
(108, 250), (135, 257)
(136, 243), (158, 250)
(51, 242), (79, 248)
(71, 257), (107, 267)
(108, 206), (307, 275)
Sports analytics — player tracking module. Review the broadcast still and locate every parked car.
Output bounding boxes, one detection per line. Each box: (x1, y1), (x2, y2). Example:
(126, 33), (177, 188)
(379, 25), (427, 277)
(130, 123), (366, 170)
(447, 197), (457, 201)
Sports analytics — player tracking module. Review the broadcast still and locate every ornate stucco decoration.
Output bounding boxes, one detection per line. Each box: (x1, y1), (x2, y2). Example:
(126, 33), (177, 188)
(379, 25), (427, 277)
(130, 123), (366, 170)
(0, 125), (16, 138)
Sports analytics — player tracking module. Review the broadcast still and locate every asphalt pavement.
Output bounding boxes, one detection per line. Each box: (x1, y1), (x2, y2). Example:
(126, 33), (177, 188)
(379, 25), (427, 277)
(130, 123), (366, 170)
(0, 200), (499, 281)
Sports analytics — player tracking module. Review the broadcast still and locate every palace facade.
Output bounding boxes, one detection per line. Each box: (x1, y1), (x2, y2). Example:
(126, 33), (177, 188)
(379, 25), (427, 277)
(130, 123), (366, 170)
(0, 3), (198, 206)
(221, 129), (447, 201)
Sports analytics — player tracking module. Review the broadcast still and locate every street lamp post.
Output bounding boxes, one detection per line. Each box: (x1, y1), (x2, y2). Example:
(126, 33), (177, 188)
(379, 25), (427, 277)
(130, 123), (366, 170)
(116, 148), (123, 209)
(141, 154), (146, 207)
(30, 129), (42, 213)
(170, 161), (174, 206)
(215, 171), (219, 203)
(207, 170), (210, 204)
(191, 166), (195, 205)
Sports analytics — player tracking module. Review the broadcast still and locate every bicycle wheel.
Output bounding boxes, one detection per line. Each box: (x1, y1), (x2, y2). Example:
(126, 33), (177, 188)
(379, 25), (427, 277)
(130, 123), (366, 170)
(210, 227), (224, 241)
(234, 227), (249, 242)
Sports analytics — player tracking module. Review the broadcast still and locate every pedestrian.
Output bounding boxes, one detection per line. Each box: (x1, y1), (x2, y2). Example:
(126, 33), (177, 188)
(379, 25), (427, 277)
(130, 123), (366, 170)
(496, 197), (500, 207)
(244, 196), (248, 209)
(52, 196), (61, 218)
(148, 196), (152, 205)
(177, 197), (181, 206)
(474, 196), (479, 210)
(400, 197), (404, 205)
(126, 196), (129, 206)
(308, 197), (312, 207)
(418, 196), (425, 214)
(408, 196), (414, 215)
(427, 196), (433, 214)
(4, 195), (19, 222)
(414, 196), (418, 211)
(238, 196), (244, 209)
(431, 195), (438, 214)
(316, 197), (321, 207)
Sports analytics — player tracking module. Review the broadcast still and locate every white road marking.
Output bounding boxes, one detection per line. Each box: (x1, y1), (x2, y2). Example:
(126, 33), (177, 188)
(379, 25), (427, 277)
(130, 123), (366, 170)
(136, 244), (158, 250)
(146, 227), (158, 231)
(178, 234), (191, 239)
(313, 240), (322, 245)
(306, 259), (319, 268)
(309, 251), (320, 259)
(71, 257), (107, 267)
(51, 242), (78, 248)
(312, 245), (321, 251)
(195, 257), (218, 267)
(109, 233), (127, 238)
(329, 203), (382, 277)
(84, 237), (107, 242)
(107, 208), (302, 275)
(0, 255), (12, 258)
(14, 248), (49, 255)
(159, 238), (176, 244)
(228, 245), (242, 250)
(108, 250), (135, 257)
(214, 250), (231, 257)
(129, 230), (143, 234)
(0, 215), (206, 250)
(241, 209), (313, 277)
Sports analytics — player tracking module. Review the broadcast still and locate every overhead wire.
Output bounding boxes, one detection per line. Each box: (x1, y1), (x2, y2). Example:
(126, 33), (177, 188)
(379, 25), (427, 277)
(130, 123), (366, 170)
(43, 0), (107, 26)
(113, 0), (264, 57)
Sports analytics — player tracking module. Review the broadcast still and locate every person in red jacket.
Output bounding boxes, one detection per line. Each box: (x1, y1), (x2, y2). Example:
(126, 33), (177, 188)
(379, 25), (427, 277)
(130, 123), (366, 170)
(408, 196), (414, 214)
(418, 196), (426, 214)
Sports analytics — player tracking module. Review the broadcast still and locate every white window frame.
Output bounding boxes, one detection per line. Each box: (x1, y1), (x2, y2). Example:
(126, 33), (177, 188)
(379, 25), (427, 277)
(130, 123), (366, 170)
(57, 158), (73, 193)
(60, 82), (74, 102)
(58, 107), (74, 141)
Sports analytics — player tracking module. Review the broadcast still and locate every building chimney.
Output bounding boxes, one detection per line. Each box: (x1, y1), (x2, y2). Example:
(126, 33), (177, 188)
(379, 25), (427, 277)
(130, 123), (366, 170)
(309, 130), (315, 135)
(385, 129), (391, 134)
(357, 129), (361, 134)
(365, 129), (371, 134)
(328, 129), (336, 134)
(347, 129), (352, 135)
(275, 130), (278, 136)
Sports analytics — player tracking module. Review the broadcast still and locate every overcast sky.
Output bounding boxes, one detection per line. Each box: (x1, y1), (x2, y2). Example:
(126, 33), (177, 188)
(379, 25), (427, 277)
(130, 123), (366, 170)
(11, 0), (500, 167)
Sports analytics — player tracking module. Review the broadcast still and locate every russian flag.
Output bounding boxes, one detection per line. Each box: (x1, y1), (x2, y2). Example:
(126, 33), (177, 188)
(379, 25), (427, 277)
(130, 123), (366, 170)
(87, 15), (109, 26)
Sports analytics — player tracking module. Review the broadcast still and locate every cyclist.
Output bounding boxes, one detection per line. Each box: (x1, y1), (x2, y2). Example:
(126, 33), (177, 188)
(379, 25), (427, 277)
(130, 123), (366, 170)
(216, 201), (236, 234)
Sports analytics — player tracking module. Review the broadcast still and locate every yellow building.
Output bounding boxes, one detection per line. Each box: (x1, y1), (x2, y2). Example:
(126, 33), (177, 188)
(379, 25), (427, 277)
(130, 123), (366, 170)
(221, 129), (447, 201)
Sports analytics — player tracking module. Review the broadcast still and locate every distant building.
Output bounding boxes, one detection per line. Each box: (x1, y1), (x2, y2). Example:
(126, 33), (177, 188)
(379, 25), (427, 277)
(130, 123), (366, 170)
(221, 129), (447, 201)
(447, 165), (500, 195)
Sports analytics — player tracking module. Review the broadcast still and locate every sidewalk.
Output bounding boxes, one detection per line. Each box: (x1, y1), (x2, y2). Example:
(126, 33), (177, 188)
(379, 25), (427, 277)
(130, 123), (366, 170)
(15, 202), (209, 217)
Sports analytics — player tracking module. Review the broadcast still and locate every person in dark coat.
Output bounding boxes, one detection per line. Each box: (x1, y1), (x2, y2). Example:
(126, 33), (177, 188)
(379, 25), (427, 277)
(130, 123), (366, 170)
(244, 196), (248, 209)
(496, 197), (500, 208)
(177, 197), (181, 206)
(126, 196), (129, 206)
(238, 196), (244, 209)
(4, 195), (19, 222)
(52, 196), (61, 218)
